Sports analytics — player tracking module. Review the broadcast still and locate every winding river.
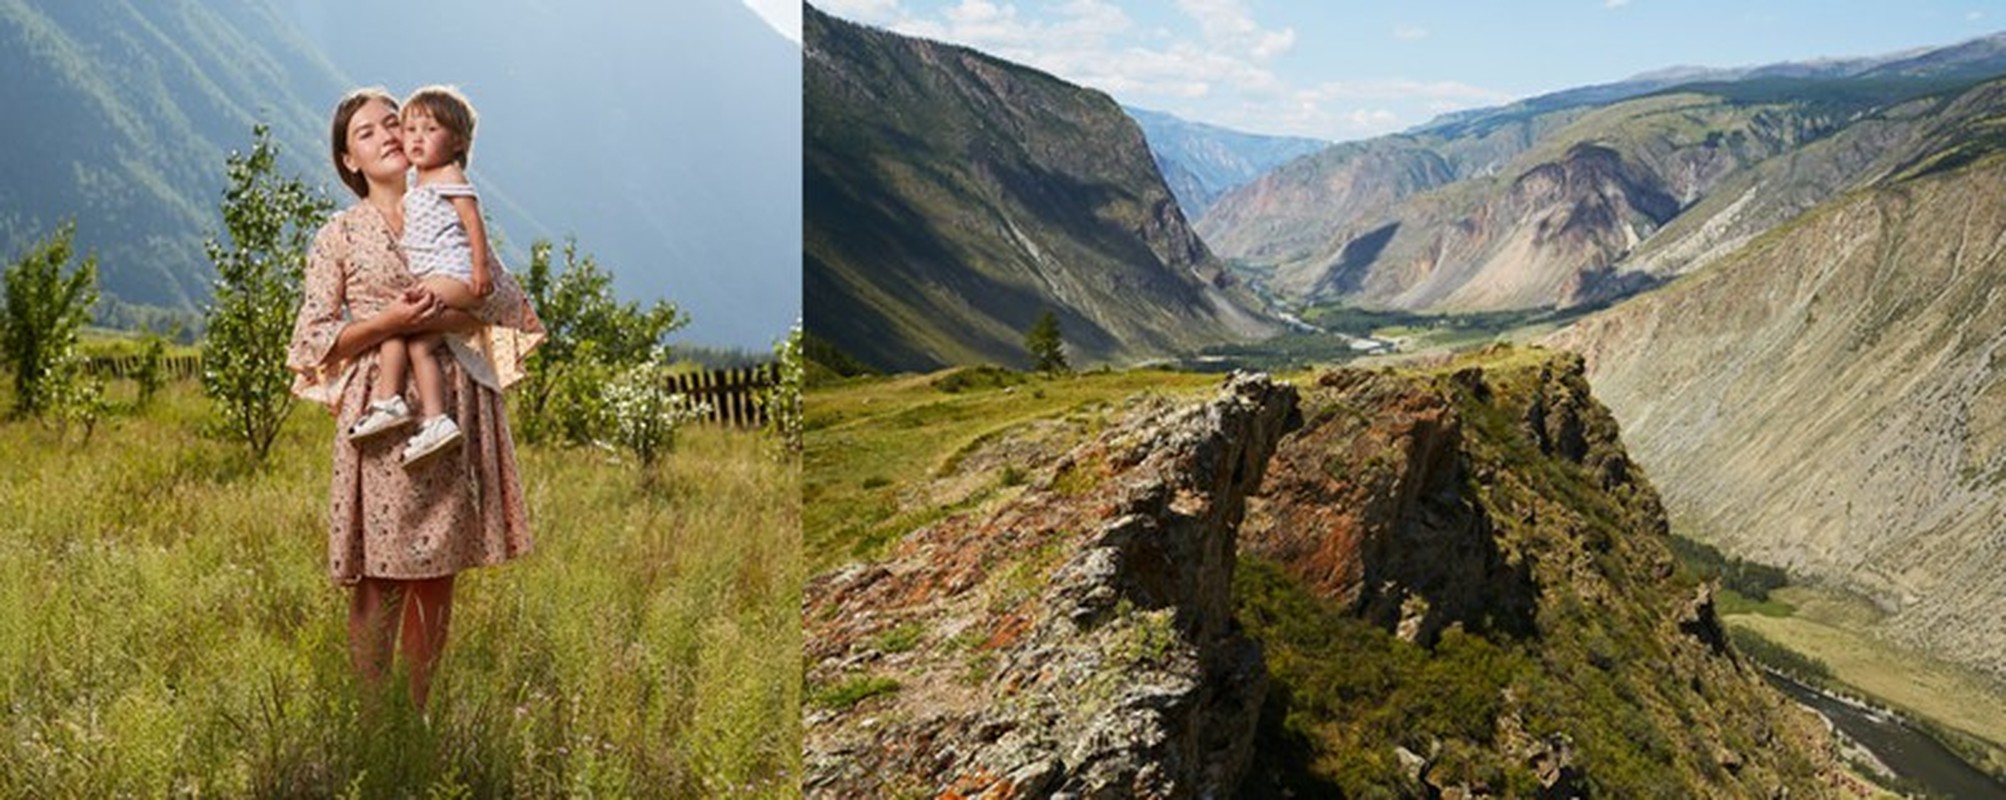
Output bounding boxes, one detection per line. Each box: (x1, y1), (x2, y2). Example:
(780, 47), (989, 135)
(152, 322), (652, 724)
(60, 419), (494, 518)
(1763, 671), (2006, 798)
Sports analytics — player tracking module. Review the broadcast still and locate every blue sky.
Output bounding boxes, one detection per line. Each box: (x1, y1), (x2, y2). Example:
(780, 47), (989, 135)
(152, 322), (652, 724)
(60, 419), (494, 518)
(791, 1), (2005, 141)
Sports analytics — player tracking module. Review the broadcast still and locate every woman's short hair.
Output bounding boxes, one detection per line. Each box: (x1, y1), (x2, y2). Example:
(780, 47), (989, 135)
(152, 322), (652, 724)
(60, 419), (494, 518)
(331, 87), (398, 198)
(403, 85), (479, 169)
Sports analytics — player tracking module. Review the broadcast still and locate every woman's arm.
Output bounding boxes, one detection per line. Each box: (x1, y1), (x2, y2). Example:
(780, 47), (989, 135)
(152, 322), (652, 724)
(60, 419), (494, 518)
(321, 287), (450, 366)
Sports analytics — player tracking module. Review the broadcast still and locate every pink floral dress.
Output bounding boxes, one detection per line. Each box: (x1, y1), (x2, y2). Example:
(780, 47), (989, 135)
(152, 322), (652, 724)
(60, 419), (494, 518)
(287, 202), (544, 585)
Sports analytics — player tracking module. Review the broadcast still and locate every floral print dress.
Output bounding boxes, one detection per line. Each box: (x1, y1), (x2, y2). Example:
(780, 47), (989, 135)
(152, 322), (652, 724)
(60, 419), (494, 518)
(287, 202), (544, 584)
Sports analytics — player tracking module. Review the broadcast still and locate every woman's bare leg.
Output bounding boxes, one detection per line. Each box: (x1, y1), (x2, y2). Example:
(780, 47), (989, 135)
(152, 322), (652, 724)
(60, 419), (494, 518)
(408, 335), (448, 419)
(349, 578), (403, 690)
(399, 575), (456, 709)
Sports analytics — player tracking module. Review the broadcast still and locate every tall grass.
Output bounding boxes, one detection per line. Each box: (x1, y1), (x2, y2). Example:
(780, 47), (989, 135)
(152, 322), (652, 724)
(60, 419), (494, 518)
(0, 377), (799, 797)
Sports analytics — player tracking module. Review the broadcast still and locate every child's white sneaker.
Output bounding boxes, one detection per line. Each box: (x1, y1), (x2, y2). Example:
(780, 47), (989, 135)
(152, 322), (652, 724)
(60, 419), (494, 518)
(348, 396), (413, 442)
(401, 415), (464, 468)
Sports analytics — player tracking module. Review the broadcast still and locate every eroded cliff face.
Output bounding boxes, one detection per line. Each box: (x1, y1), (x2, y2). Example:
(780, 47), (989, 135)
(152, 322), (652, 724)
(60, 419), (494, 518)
(806, 354), (1841, 798)
(804, 374), (1299, 798)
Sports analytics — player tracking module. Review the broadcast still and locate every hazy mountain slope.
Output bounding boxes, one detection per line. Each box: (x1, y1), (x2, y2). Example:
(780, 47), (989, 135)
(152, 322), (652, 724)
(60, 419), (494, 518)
(1123, 106), (1327, 219)
(0, 0), (346, 309)
(1547, 132), (2006, 681)
(279, 0), (801, 348)
(0, 0), (796, 348)
(804, 6), (1275, 372)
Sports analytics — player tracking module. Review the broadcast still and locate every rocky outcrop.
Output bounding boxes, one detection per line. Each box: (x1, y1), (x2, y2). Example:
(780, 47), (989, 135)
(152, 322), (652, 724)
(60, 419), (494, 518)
(1241, 367), (1537, 646)
(803, 373), (1299, 798)
(1235, 349), (1840, 797)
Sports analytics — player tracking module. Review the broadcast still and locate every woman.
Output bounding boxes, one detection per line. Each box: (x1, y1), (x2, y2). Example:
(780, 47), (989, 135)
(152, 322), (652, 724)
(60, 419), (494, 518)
(287, 87), (543, 709)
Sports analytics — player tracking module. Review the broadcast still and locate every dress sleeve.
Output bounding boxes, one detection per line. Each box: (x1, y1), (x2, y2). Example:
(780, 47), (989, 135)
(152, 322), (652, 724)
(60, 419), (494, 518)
(289, 218), (354, 411)
(470, 250), (546, 391)
(430, 183), (478, 199)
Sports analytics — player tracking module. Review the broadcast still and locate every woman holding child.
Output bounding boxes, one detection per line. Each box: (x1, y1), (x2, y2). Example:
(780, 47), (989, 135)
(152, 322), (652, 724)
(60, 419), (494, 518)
(287, 87), (542, 709)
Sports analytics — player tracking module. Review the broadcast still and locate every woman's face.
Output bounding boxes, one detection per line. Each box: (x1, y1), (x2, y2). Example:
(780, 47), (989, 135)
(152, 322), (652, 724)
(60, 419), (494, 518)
(341, 98), (409, 188)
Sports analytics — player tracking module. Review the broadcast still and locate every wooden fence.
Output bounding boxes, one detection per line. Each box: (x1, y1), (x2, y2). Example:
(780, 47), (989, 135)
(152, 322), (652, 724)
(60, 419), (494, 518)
(671, 364), (777, 428)
(82, 353), (777, 429)
(84, 352), (203, 381)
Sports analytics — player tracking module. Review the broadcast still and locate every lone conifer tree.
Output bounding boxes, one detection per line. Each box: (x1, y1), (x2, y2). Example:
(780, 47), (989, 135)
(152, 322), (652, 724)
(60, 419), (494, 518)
(1024, 309), (1069, 375)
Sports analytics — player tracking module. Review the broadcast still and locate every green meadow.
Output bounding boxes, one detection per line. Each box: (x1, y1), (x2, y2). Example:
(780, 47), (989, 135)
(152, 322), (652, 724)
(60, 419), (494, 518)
(805, 367), (1227, 571)
(0, 376), (799, 797)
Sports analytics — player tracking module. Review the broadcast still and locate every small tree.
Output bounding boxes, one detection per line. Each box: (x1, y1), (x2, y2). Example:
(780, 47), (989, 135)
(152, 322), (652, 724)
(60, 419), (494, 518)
(202, 124), (332, 462)
(131, 331), (168, 411)
(1, 222), (99, 419)
(762, 321), (804, 454)
(518, 237), (689, 446)
(1024, 309), (1069, 375)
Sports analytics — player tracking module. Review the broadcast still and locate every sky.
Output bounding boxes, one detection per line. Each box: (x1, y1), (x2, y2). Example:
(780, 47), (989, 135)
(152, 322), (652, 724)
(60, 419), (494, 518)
(791, 0), (2005, 142)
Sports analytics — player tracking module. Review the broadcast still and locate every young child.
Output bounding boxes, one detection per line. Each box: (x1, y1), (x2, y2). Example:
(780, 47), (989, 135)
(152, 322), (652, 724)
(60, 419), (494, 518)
(347, 85), (495, 466)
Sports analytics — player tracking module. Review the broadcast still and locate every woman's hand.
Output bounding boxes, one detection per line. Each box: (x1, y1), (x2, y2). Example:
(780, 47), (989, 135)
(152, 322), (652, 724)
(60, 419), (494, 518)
(387, 286), (445, 332)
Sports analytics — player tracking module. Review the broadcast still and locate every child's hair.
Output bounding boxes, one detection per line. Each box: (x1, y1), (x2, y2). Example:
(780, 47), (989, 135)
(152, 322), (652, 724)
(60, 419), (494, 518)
(402, 85), (479, 168)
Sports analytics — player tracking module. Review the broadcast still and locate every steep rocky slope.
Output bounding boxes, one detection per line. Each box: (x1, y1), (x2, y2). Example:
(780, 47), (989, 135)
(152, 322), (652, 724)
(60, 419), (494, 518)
(1548, 145), (2006, 683)
(805, 352), (1843, 797)
(805, 5), (1276, 372)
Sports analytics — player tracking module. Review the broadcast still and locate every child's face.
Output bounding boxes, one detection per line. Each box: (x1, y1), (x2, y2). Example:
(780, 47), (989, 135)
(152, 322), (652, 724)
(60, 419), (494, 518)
(401, 109), (460, 171)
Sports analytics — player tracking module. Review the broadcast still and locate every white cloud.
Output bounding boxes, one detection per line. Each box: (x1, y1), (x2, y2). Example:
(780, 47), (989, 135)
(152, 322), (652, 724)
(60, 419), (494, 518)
(1175, 0), (1297, 60)
(1604, 0), (1631, 7)
(1970, 11), (1986, 21)
(741, 0), (803, 42)
(820, 0), (1514, 141)
(817, 0), (907, 23)
(1299, 78), (1512, 104)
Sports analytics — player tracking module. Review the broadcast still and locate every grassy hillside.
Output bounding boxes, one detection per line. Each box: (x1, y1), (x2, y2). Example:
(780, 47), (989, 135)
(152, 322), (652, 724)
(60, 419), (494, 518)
(0, 377), (798, 796)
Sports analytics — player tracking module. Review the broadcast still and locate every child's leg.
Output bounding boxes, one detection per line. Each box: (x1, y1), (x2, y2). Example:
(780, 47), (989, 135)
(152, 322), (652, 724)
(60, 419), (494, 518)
(374, 337), (409, 401)
(419, 275), (482, 312)
(408, 334), (448, 420)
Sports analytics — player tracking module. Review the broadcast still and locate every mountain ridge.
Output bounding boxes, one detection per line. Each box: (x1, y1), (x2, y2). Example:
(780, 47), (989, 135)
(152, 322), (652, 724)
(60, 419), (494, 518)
(1198, 46), (2006, 316)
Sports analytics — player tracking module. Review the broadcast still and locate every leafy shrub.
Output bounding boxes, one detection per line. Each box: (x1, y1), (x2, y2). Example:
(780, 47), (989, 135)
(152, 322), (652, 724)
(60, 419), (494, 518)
(2, 222), (99, 420)
(762, 322), (803, 454)
(517, 238), (687, 447)
(603, 353), (710, 470)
